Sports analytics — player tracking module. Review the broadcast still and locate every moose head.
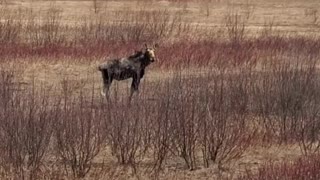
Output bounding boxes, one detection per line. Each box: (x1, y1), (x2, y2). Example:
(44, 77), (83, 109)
(143, 44), (158, 63)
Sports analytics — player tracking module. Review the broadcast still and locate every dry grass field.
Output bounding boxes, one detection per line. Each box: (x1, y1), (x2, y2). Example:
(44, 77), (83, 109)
(1, 0), (320, 179)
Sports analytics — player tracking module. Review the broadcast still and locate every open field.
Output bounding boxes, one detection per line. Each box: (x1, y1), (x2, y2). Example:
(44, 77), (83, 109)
(1, 0), (320, 179)
(3, 0), (320, 34)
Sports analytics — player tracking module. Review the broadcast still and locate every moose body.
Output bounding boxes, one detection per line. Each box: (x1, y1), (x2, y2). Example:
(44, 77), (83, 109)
(98, 45), (156, 100)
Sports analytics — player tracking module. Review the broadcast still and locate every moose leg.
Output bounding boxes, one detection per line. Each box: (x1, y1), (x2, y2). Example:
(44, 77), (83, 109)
(140, 69), (145, 79)
(129, 77), (140, 101)
(101, 70), (113, 99)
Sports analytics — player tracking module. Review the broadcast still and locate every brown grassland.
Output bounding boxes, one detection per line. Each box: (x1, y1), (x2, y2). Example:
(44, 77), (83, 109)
(1, 0), (320, 179)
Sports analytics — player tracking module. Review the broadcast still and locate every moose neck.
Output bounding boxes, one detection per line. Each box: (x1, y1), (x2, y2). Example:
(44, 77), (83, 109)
(138, 54), (152, 68)
(128, 52), (152, 68)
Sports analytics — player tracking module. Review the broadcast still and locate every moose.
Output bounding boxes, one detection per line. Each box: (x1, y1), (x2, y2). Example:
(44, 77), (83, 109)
(98, 44), (157, 101)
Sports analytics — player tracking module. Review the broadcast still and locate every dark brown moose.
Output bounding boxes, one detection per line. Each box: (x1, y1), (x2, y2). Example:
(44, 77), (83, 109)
(98, 44), (157, 101)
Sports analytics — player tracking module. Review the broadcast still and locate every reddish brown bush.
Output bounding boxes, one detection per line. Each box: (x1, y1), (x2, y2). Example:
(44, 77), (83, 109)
(53, 85), (107, 178)
(240, 155), (320, 180)
(0, 71), (53, 179)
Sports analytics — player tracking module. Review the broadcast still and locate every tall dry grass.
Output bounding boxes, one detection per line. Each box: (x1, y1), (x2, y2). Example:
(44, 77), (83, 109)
(1, 2), (320, 179)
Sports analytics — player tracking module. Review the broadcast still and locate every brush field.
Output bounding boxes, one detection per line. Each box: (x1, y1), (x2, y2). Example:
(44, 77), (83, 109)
(0, 0), (320, 179)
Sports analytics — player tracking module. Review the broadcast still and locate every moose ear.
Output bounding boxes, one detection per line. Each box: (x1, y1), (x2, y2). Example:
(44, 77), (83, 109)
(154, 43), (159, 49)
(144, 43), (148, 49)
